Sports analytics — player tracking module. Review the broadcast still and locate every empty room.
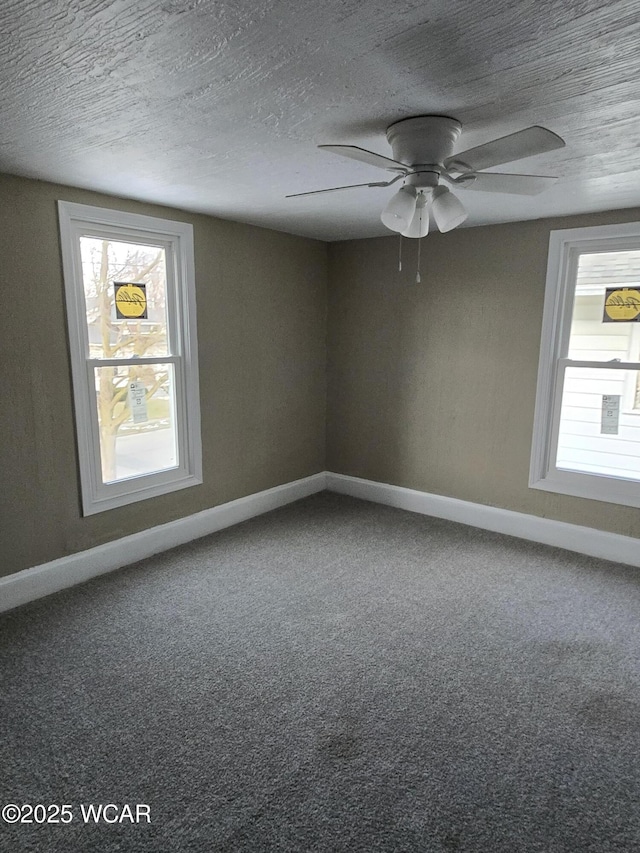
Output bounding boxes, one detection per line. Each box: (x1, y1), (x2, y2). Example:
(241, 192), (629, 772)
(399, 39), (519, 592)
(2, 1), (640, 851)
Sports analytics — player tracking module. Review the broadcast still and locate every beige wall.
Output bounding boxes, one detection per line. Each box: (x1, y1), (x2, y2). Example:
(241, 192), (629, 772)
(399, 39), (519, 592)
(3, 173), (639, 581)
(327, 209), (640, 540)
(0, 173), (327, 577)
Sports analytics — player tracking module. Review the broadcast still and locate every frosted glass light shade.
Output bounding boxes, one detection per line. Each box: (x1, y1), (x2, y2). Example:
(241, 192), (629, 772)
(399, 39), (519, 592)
(401, 193), (429, 238)
(431, 186), (467, 232)
(381, 186), (417, 232)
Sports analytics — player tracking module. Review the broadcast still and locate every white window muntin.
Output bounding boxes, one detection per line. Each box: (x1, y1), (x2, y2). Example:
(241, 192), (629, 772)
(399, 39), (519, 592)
(59, 202), (202, 515)
(530, 222), (640, 508)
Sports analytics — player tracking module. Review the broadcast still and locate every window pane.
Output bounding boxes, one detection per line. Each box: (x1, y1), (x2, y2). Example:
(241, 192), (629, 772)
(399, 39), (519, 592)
(81, 236), (169, 359)
(568, 251), (640, 361)
(556, 366), (640, 480)
(94, 363), (178, 483)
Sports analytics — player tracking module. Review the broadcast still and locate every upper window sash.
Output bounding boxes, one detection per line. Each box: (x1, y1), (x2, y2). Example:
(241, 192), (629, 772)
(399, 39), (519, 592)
(59, 204), (196, 361)
(68, 226), (180, 362)
(552, 236), (640, 362)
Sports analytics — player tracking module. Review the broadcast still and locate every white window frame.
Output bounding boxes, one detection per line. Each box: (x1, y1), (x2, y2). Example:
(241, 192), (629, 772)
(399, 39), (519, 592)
(59, 201), (202, 516)
(530, 221), (640, 508)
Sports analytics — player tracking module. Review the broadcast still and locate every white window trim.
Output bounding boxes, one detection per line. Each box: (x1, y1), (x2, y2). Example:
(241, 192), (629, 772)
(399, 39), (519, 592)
(58, 201), (202, 515)
(530, 221), (640, 509)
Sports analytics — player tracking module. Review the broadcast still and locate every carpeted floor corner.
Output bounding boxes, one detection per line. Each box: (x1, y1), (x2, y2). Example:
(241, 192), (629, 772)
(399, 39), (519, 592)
(1, 491), (640, 852)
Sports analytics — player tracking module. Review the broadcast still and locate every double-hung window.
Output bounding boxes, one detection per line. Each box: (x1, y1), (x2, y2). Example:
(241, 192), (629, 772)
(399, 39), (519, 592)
(58, 202), (202, 515)
(530, 221), (640, 508)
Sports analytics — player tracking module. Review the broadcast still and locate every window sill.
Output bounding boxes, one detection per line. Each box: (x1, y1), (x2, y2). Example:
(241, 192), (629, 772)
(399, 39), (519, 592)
(530, 470), (640, 509)
(82, 472), (203, 516)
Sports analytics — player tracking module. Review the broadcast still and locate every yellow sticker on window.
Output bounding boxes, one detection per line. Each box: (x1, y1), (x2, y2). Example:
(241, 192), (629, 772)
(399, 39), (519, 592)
(603, 287), (640, 322)
(114, 282), (147, 319)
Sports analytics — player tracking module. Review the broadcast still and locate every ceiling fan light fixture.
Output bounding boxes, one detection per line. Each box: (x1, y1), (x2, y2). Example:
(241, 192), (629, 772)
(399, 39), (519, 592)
(381, 186), (417, 232)
(431, 185), (468, 233)
(401, 192), (429, 238)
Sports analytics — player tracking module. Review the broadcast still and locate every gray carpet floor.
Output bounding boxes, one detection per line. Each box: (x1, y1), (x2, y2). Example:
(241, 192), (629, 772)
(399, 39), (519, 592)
(2, 492), (640, 852)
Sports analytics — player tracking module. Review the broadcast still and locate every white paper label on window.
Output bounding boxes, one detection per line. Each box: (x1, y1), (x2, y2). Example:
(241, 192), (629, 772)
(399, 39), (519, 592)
(128, 381), (148, 424)
(601, 394), (620, 435)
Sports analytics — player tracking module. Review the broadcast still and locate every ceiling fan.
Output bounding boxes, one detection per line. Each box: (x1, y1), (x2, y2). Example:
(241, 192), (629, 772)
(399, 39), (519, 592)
(287, 116), (565, 238)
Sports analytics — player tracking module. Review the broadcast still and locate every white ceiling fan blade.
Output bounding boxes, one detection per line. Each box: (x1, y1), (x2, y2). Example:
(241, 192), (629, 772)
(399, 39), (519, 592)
(452, 172), (559, 195)
(444, 126), (565, 173)
(286, 177), (401, 198)
(319, 144), (409, 173)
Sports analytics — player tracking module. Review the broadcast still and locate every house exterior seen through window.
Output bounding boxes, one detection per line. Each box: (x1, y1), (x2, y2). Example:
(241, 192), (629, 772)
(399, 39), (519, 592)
(59, 202), (202, 515)
(530, 222), (640, 509)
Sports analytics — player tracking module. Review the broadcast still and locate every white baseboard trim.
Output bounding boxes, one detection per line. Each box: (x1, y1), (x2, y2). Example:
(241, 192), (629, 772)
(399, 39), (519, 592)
(326, 472), (640, 569)
(4, 470), (637, 614)
(0, 472), (327, 614)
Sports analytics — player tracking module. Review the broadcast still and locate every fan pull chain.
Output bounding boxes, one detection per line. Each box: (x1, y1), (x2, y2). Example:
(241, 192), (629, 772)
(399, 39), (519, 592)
(416, 234), (422, 283)
(398, 234), (403, 271)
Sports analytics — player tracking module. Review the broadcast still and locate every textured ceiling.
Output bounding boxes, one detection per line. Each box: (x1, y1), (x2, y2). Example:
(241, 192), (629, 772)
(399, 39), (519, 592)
(1, 0), (640, 241)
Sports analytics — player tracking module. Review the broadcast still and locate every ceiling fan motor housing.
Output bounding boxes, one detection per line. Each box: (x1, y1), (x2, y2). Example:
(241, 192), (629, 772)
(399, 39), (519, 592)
(386, 115), (462, 169)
